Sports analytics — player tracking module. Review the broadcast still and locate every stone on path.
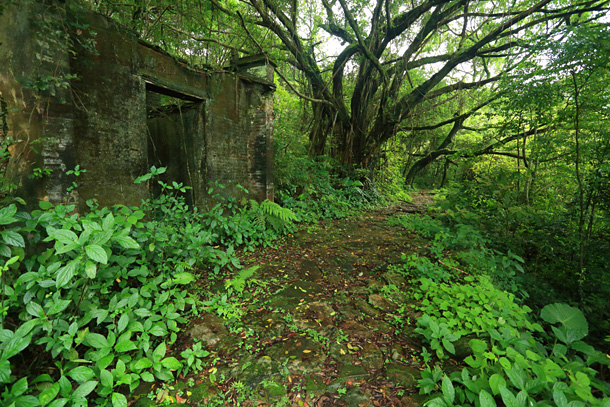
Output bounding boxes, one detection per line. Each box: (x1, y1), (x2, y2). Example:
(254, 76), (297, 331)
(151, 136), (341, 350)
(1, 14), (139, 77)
(187, 312), (229, 346)
(368, 294), (399, 312)
(268, 280), (324, 309)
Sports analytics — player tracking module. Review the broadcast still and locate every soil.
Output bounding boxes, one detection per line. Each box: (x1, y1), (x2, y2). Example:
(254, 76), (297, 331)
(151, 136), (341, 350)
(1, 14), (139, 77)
(133, 192), (436, 407)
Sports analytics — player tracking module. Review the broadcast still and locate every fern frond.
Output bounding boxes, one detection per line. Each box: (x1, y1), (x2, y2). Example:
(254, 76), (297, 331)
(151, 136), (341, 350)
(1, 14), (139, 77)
(248, 199), (260, 212)
(224, 266), (260, 294)
(260, 200), (297, 222)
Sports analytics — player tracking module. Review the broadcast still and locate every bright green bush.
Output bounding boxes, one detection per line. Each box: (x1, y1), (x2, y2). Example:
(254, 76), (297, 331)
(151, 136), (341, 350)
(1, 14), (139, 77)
(0, 169), (297, 407)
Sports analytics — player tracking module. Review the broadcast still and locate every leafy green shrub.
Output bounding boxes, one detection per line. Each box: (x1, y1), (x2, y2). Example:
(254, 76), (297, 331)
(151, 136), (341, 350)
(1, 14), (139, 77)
(276, 157), (377, 222)
(389, 214), (526, 292)
(414, 277), (610, 407)
(0, 168), (296, 406)
(0, 200), (205, 407)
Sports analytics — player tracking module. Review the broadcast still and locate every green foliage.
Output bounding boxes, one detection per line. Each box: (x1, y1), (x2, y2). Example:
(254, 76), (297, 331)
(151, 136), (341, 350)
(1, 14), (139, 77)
(540, 303), (589, 345)
(389, 213), (526, 292)
(0, 200), (203, 407)
(432, 182), (610, 342)
(390, 210), (610, 406)
(0, 165), (299, 406)
(276, 157), (378, 222)
(224, 266), (260, 295)
(415, 280), (610, 406)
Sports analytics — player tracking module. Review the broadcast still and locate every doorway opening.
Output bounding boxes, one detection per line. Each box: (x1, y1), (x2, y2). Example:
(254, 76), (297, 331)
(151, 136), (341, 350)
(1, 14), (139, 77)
(145, 83), (204, 206)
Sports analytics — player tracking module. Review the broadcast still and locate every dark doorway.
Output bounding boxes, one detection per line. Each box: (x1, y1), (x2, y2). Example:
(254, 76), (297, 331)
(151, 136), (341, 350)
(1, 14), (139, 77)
(145, 84), (204, 206)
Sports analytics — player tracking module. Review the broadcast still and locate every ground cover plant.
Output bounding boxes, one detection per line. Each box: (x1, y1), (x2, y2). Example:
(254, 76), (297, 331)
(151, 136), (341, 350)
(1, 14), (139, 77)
(389, 212), (610, 406)
(0, 166), (305, 407)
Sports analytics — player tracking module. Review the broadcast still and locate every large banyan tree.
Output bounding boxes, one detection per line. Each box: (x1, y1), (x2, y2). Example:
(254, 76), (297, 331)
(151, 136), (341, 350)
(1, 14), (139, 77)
(88, 0), (608, 172)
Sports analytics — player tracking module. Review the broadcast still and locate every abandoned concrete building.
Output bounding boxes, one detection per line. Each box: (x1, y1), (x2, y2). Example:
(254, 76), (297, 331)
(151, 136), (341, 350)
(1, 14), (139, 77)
(0, 2), (275, 211)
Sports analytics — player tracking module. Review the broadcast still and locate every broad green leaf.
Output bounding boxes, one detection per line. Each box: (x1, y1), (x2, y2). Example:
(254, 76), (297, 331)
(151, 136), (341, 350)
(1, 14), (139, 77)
(153, 342), (166, 361)
(571, 371), (594, 402)
(85, 261), (97, 279)
(56, 242), (80, 254)
(68, 366), (95, 383)
(133, 308), (150, 318)
(489, 373), (507, 395)
(544, 359), (565, 379)
(553, 385), (568, 407)
(115, 339), (137, 353)
(149, 324), (168, 337)
(441, 337), (455, 354)
(112, 392), (127, 407)
(140, 371), (155, 382)
(72, 381), (98, 399)
(11, 377), (28, 396)
(504, 366), (526, 391)
(117, 314), (129, 333)
(102, 213), (115, 231)
(85, 244), (108, 264)
(47, 299), (71, 315)
(39, 200), (54, 210)
(479, 389), (496, 407)
(2, 229), (25, 247)
(161, 357), (182, 370)
(100, 369), (113, 388)
(50, 229), (78, 244)
(172, 272), (195, 285)
(0, 204), (18, 225)
(134, 358), (153, 370)
(39, 382), (60, 406)
(469, 339), (487, 353)
(17, 395), (40, 407)
(47, 398), (68, 407)
(86, 333), (108, 349)
(114, 236), (140, 249)
(0, 360), (11, 383)
(0, 244), (11, 257)
(56, 259), (79, 288)
(97, 354), (114, 370)
(441, 375), (455, 404)
(541, 303), (588, 341)
(2, 334), (31, 359)
(26, 301), (44, 318)
(115, 359), (126, 376)
(499, 385), (518, 407)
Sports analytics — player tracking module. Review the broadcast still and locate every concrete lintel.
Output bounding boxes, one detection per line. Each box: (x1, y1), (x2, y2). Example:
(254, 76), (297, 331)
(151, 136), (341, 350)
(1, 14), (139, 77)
(141, 73), (208, 101)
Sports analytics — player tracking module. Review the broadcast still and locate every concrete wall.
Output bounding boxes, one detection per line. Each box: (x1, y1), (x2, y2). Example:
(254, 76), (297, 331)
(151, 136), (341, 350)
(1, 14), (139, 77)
(0, 2), (274, 210)
(0, 2), (77, 204)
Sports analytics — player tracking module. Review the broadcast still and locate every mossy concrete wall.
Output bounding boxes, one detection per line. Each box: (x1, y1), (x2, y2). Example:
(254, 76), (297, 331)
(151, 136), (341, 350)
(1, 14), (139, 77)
(0, 2), (274, 210)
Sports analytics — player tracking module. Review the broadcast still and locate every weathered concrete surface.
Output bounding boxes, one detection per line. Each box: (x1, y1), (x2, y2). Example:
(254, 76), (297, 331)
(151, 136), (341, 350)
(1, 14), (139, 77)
(0, 2), (76, 203)
(0, 2), (274, 209)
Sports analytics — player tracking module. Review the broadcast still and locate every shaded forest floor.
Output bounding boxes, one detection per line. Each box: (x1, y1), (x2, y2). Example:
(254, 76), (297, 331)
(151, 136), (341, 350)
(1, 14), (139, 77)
(134, 192), (437, 406)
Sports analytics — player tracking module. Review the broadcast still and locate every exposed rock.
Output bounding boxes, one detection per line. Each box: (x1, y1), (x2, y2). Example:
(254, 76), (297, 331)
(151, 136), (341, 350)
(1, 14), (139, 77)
(354, 298), (380, 317)
(361, 343), (384, 371)
(368, 294), (399, 312)
(367, 280), (386, 293)
(381, 271), (407, 287)
(298, 259), (323, 281)
(187, 312), (229, 346)
(343, 387), (372, 406)
(292, 301), (336, 332)
(268, 280), (324, 309)
(384, 363), (418, 387)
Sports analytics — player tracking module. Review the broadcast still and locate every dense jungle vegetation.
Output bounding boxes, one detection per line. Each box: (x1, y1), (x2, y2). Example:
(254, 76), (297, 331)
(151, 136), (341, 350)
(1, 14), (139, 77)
(1, 0), (610, 406)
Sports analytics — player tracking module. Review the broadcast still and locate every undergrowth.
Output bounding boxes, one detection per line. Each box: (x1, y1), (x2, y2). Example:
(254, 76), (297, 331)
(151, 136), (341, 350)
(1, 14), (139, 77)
(0, 168), (297, 407)
(389, 212), (610, 407)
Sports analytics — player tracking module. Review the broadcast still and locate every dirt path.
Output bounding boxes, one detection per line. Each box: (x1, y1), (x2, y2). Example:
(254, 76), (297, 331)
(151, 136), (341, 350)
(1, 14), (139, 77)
(136, 193), (435, 407)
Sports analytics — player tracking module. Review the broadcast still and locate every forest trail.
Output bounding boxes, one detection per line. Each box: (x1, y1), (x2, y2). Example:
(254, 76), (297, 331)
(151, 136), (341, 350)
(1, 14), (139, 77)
(138, 192), (436, 406)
